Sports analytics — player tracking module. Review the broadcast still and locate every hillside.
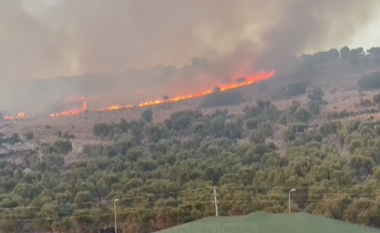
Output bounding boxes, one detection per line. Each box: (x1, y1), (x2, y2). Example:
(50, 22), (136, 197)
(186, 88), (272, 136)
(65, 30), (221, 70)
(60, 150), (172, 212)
(1, 48), (380, 232)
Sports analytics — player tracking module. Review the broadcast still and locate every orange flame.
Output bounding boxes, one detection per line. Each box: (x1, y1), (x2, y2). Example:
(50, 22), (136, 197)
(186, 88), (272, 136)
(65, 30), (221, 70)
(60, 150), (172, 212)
(2, 70), (275, 120)
(137, 70), (275, 108)
(3, 112), (26, 121)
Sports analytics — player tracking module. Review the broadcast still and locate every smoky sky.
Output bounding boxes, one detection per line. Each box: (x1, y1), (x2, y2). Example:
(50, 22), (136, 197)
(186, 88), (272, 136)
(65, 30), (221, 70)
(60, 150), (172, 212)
(0, 0), (379, 113)
(1, 0), (379, 83)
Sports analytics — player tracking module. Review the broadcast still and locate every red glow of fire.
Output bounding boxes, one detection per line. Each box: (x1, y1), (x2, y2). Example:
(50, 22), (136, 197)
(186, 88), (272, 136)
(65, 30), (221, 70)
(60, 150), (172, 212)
(3, 70), (275, 120)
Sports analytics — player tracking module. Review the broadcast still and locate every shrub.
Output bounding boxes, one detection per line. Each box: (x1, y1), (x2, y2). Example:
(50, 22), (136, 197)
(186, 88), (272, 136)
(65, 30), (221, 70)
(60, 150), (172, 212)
(24, 131), (34, 140)
(199, 90), (243, 108)
(358, 72), (380, 90)
(286, 80), (311, 97)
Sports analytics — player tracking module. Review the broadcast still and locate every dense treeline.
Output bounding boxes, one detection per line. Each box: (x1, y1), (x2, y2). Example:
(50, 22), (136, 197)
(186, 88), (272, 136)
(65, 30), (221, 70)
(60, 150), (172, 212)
(300, 46), (380, 69)
(3, 88), (380, 232)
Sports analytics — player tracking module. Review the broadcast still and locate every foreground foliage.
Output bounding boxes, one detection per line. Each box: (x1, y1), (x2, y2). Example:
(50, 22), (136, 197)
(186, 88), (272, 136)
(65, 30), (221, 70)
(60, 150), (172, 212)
(2, 95), (380, 232)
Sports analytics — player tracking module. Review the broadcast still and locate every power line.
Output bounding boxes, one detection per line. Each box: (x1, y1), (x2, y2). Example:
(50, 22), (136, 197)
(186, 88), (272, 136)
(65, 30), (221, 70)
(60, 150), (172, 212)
(0, 192), (368, 211)
(0, 197), (376, 221)
(0, 187), (375, 211)
(0, 184), (377, 224)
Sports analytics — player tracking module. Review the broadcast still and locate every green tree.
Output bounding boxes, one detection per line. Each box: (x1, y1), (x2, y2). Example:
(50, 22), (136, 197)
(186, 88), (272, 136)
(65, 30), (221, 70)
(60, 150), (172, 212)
(307, 87), (324, 103)
(349, 155), (374, 182)
(127, 146), (144, 163)
(141, 109), (153, 123)
(340, 46), (350, 59)
(294, 107), (312, 123)
(74, 191), (94, 209)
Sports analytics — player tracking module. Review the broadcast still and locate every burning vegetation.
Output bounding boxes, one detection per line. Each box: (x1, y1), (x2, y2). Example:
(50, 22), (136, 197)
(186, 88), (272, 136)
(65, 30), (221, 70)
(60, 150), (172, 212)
(1, 70), (275, 121)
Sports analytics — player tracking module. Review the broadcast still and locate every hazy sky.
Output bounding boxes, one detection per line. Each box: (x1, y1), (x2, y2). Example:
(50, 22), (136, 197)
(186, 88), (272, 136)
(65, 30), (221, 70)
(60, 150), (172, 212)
(349, 17), (380, 49)
(0, 0), (379, 86)
(302, 10), (380, 54)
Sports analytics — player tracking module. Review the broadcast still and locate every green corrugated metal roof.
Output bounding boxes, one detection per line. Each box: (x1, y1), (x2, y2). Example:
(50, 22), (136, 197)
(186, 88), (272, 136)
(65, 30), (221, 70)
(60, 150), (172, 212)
(153, 216), (244, 233)
(153, 212), (380, 233)
(244, 212), (380, 233)
(153, 215), (246, 233)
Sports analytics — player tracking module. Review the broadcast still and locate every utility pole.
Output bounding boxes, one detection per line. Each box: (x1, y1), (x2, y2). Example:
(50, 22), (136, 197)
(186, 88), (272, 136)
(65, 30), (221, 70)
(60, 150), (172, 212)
(213, 186), (219, 217)
(114, 199), (119, 233)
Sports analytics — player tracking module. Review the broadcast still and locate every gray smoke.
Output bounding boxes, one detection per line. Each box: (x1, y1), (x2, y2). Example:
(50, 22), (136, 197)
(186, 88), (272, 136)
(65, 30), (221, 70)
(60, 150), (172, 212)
(0, 0), (379, 113)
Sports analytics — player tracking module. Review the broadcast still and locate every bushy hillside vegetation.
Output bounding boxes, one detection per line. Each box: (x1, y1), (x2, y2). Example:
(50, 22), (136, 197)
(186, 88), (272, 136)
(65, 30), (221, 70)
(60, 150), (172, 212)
(3, 88), (380, 232)
(199, 88), (243, 108)
(2, 45), (380, 233)
(358, 71), (380, 90)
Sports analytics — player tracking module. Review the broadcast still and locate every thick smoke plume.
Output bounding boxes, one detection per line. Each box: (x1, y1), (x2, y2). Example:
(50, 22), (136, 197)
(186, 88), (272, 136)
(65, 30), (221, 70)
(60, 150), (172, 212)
(0, 0), (379, 113)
